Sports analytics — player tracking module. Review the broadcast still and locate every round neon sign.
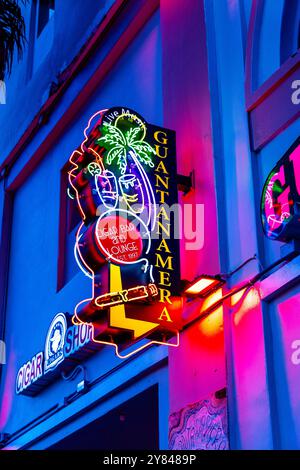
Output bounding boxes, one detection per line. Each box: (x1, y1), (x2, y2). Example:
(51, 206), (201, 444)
(96, 213), (143, 264)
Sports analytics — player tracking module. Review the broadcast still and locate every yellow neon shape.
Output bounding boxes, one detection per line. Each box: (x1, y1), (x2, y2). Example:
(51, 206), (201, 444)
(94, 284), (158, 308)
(109, 264), (159, 339)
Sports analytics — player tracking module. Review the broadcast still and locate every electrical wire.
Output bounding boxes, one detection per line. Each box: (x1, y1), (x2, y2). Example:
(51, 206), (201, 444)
(221, 253), (264, 279)
(61, 364), (86, 382)
(184, 250), (298, 329)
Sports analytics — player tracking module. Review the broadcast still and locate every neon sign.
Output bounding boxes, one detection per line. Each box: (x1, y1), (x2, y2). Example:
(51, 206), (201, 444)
(44, 313), (67, 373)
(261, 138), (300, 242)
(68, 107), (182, 356)
(16, 313), (95, 395)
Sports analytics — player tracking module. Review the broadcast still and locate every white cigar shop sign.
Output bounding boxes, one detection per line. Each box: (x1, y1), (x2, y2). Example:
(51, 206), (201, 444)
(16, 313), (96, 396)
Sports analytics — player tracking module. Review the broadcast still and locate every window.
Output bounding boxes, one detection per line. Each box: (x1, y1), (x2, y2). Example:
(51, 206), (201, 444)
(280, 0), (300, 64)
(57, 164), (81, 291)
(37, 0), (55, 37)
(26, 0), (56, 79)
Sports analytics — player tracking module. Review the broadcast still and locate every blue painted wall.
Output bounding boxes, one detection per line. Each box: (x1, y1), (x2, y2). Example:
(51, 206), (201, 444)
(0, 2), (168, 448)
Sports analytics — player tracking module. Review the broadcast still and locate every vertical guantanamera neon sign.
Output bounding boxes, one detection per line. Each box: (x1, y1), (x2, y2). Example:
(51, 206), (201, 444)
(68, 107), (182, 357)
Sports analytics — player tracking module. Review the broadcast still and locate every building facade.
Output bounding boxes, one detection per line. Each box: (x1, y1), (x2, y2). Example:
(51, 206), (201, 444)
(0, 0), (300, 450)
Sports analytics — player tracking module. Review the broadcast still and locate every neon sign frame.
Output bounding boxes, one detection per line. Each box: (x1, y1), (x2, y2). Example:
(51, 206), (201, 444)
(68, 107), (182, 358)
(261, 137), (300, 242)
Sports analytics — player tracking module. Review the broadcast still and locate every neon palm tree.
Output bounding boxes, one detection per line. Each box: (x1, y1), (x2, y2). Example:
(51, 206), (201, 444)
(96, 123), (155, 174)
(96, 120), (157, 229)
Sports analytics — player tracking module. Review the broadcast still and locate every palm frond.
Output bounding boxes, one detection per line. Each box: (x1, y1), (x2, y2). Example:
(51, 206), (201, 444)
(132, 140), (156, 154)
(96, 125), (126, 147)
(132, 141), (155, 167)
(0, 0), (28, 80)
(126, 126), (142, 146)
(106, 146), (123, 165)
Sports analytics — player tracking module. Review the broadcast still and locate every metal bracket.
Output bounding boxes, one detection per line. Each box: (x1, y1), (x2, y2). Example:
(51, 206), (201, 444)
(280, 239), (300, 258)
(176, 171), (194, 194)
(0, 165), (9, 182)
(215, 387), (227, 399)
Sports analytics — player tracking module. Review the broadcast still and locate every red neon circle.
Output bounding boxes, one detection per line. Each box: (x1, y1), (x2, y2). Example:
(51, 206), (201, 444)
(96, 215), (143, 264)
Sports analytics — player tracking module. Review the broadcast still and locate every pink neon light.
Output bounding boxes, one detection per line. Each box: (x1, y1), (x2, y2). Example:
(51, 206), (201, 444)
(81, 109), (108, 154)
(289, 144), (300, 197)
(0, 350), (15, 429)
(264, 165), (291, 233)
